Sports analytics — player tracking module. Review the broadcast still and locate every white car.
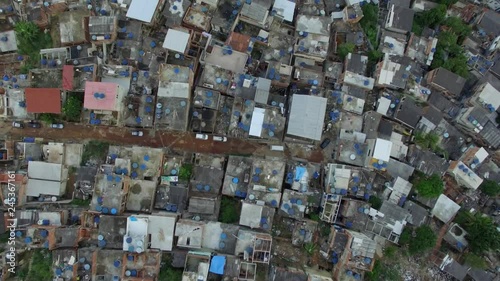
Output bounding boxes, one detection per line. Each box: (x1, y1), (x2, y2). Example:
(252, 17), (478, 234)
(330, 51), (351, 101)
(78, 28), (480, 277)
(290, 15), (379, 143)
(213, 136), (227, 142)
(50, 123), (64, 129)
(195, 133), (208, 140)
(132, 131), (144, 136)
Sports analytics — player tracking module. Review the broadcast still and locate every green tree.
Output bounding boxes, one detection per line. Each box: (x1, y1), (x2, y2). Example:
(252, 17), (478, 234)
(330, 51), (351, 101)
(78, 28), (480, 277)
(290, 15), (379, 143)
(431, 31), (468, 78)
(443, 17), (472, 39)
(463, 253), (487, 269)
(479, 180), (500, 196)
(219, 196), (239, 224)
(369, 196), (383, 210)
(401, 226), (437, 255)
(63, 95), (83, 122)
(337, 43), (355, 59)
(14, 21), (39, 43)
(415, 174), (443, 198)
(14, 21), (52, 73)
(421, 4), (447, 28)
(456, 211), (500, 253)
(360, 4), (379, 46)
(368, 50), (383, 63)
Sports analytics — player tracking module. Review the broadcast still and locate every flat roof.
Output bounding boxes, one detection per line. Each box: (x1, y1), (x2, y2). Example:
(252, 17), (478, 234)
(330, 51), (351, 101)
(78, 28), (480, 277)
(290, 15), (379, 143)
(450, 161), (483, 190)
(474, 147), (489, 163)
(373, 138), (393, 162)
(272, 0), (296, 21)
(25, 88), (61, 113)
(163, 28), (190, 53)
(239, 202), (263, 228)
(376, 97), (391, 115)
(126, 0), (159, 23)
(287, 95), (327, 141)
(249, 107), (265, 137)
(84, 81), (118, 111)
(204, 46), (248, 73)
(146, 214), (176, 251)
(0, 30), (18, 53)
(26, 179), (64, 197)
(28, 161), (63, 181)
(431, 194), (460, 223)
(158, 82), (190, 98)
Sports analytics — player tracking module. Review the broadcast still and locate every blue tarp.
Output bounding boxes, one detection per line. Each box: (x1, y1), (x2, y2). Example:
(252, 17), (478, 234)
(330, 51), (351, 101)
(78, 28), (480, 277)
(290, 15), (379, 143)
(294, 166), (306, 182)
(209, 256), (226, 275)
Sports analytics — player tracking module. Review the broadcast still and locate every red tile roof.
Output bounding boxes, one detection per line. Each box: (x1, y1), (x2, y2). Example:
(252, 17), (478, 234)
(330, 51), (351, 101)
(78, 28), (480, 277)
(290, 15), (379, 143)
(25, 88), (62, 113)
(62, 65), (74, 91)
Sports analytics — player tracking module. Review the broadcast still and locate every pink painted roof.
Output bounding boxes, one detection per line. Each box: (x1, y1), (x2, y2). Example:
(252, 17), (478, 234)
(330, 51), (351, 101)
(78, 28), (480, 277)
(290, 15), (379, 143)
(84, 82), (118, 111)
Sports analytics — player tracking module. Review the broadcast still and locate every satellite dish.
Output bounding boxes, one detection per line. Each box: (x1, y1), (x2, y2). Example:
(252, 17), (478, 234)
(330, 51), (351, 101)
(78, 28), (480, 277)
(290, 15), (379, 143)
(51, 197), (57, 202)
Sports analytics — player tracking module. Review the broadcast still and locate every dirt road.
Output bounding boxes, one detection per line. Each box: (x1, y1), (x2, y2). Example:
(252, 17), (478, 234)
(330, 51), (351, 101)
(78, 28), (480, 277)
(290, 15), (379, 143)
(1, 121), (325, 162)
(1, 122), (260, 154)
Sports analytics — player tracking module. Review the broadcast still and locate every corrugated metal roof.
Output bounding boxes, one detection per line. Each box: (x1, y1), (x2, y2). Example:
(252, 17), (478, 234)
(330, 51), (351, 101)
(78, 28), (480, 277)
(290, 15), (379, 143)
(287, 95), (327, 141)
(479, 121), (500, 149)
(62, 65), (74, 91)
(88, 16), (115, 34)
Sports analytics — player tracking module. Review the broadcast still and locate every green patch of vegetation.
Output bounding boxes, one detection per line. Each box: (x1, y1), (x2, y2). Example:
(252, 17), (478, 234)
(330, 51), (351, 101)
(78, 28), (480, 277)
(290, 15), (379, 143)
(443, 17), (472, 39)
(400, 225), (437, 255)
(414, 174), (443, 198)
(70, 198), (90, 206)
(455, 211), (500, 254)
(412, 7), (469, 78)
(368, 196), (383, 210)
(219, 196), (240, 224)
(463, 253), (487, 269)
(367, 50), (383, 64)
(337, 43), (355, 59)
(178, 164), (193, 181)
(383, 245), (398, 260)
(304, 242), (316, 255)
(412, 5), (447, 35)
(479, 180), (500, 196)
(308, 213), (321, 222)
(399, 228), (411, 246)
(431, 30), (469, 78)
(158, 254), (182, 281)
(365, 260), (400, 281)
(39, 113), (58, 124)
(81, 140), (109, 165)
(63, 94), (83, 122)
(413, 131), (440, 150)
(15, 22), (53, 73)
(319, 222), (331, 237)
(360, 4), (378, 47)
(26, 249), (52, 281)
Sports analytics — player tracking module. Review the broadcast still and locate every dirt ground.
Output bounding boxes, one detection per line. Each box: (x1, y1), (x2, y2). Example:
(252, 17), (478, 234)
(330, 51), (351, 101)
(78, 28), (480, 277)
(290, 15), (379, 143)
(2, 121), (258, 155)
(1, 121), (326, 162)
